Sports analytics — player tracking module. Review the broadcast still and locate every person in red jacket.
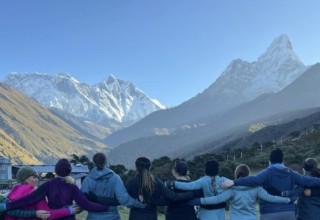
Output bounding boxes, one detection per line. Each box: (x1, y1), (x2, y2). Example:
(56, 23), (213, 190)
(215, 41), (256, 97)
(6, 166), (78, 220)
(2, 159), (109, 220)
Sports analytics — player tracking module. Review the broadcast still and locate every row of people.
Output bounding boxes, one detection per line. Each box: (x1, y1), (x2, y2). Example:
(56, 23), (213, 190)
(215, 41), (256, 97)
(1, 148), (320, 220)
(83, 149), (320, 220)
(0, 159), (110, 220)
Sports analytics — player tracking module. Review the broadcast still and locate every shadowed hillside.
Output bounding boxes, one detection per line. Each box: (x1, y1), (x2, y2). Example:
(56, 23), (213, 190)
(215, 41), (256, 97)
(0, 82), (106, 164)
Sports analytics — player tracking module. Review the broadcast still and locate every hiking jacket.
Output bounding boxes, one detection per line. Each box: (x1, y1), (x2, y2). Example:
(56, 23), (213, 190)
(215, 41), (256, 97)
(166, 179), (198, 220)
(126, 176), (194, 220)
(234, 163), (320, 214)
(6, 177), (108, 220)
(6, 184), (71, 220)
(81, 166), (144, 220)
(175, 175), (229, 220)
(0, 194), (36, 220)
(287, 175), (320, 220)
(201, 185), (290, 220)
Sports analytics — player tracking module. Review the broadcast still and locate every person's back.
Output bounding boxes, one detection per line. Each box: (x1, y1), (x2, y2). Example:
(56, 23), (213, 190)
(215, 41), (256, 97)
(173, 160), (228, 220)
(6, 166), (74, 220)
(222, 148), (320, 220)
(295, 158), (320, 220)
(126, 157), (194, 220)
(165, 160), (198, 220)
(257, 164), (296, 214)
(81, 152), (144, 220)
(201, 185), (290, 220)
(193, 164), (290, 220)
(6, 184), (38, 220)
(4, 159), (108, 220)
(166, 179), (198, 220)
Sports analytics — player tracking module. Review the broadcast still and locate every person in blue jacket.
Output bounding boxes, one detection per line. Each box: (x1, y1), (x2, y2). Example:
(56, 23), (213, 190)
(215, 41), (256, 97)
(167, 159), (229, 220)
(221, 148), (320, 220)
(190, 164), (291, 220)
(81, 152), (145, 220)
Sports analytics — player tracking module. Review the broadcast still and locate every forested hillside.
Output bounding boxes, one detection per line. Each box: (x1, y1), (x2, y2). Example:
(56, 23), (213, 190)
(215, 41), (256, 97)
(107, 121), (320, 183)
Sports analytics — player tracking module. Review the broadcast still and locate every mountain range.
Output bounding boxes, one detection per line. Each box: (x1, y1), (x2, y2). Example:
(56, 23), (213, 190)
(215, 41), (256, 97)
(0, 83), (106, 164)
(105, 35), (320, 167)
(4, 73), (165, 129)
(1, 34), (320, 168)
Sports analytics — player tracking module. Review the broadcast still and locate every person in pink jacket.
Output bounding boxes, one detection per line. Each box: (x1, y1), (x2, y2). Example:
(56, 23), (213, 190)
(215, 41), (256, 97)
(6, 166), (78, 220)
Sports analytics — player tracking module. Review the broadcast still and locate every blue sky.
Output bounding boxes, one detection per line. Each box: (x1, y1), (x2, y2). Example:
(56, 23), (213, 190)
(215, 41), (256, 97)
(0, 1), (319, 107)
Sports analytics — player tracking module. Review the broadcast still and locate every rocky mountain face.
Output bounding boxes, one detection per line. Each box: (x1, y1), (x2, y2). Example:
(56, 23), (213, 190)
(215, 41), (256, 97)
(2, 34), (318, 168)
(4, 74), (165, 128)
(106, 36), (320, 168)
(106, 35), (308, 148)
(0, 82), (106, 164)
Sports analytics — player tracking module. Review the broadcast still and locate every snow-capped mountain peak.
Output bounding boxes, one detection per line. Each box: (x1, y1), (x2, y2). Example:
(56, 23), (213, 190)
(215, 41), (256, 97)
(4, 73), (165, 126)
(197, 35), (307, 115)
(258, 34), (301, 64)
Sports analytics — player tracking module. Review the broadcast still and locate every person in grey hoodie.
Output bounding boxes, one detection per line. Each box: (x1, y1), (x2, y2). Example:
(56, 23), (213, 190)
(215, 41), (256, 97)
(81, 153), (145, 220)
(189, 164), (291, 220)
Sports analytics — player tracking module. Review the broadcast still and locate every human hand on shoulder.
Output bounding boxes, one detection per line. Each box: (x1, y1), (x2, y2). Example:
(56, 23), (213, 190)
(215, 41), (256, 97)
(165, 180), (176, 190)
(221, 180), (234, 189)
(304, 189), (311, 197)
(281, 191), (289, 197)
(64, 176), (75, 184)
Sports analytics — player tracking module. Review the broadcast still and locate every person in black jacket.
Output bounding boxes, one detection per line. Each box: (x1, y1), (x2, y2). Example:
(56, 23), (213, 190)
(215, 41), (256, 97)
(126, 157), (195, 220)
(165, 160), (198, 220)
(284, 158), (320, 220)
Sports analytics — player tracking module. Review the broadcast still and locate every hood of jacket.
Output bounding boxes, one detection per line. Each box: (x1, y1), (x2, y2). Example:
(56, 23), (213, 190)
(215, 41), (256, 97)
(7, 184), (35, 201)
(88, 166), (115, 180)
(268, 163), (292, 178)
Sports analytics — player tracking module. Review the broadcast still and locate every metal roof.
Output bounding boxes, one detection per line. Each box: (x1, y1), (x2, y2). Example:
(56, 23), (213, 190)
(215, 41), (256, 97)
(0, 157), (11, 164)
(12, 165), (89, 173)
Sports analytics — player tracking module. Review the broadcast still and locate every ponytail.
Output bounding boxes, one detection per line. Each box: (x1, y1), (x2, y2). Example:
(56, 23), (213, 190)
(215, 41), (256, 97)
(135, 157), (155, 203)
(137, 168), (155, 202)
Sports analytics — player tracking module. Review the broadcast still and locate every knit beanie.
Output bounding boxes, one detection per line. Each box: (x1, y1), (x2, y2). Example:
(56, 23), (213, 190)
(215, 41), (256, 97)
(16, 167), (37, 183)
(205, 160), (219, 176)
(135, 157), (151, 171)
(55, 159), (72, 177)
(174, 161), (188, 176)
(269, 148), (283, 164)
(303, 158), (317, 171)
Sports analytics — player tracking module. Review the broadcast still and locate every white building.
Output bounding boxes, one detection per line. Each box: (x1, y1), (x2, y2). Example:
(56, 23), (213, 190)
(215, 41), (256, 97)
(0, 156), (12, 181)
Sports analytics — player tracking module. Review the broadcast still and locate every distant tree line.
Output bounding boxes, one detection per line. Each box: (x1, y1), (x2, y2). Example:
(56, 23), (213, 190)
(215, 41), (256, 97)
(71, 123), (320, 183)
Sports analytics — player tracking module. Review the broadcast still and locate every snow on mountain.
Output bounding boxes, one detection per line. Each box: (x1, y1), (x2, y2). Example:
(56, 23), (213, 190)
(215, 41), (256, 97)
(4, 73), (165, 125)
(105, 34), (310, 153)
(204, 34), (307, 106)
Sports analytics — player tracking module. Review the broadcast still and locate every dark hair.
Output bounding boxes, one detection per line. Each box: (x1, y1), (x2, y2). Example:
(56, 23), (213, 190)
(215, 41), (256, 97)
(55, 158), (72, 177)
(303, 158), (320, 177)
(234, 164), (250, 179)
(135, 157), (155, 203)
(173, 160), (188, 176)
(93, 153), (107, 170)
(269, 148), (283, 164)
(205, 160), (219, 176)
